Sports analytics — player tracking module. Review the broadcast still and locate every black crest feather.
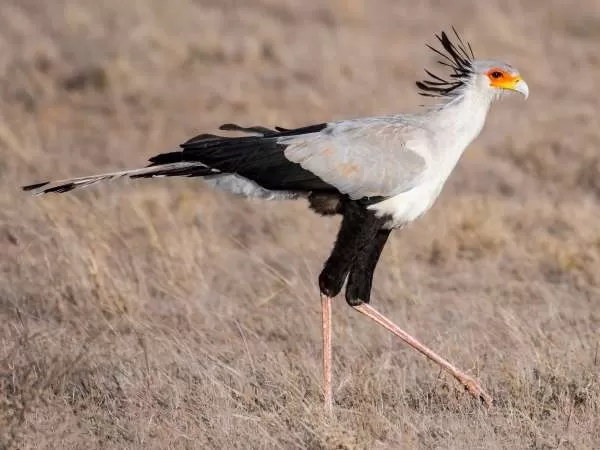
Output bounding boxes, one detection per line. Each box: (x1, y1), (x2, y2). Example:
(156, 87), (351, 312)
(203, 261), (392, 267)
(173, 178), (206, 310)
(416, 27), (475, 98)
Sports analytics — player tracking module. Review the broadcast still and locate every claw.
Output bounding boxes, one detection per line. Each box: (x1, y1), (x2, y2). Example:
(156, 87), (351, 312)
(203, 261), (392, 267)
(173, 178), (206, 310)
(461, 375), (493, 407)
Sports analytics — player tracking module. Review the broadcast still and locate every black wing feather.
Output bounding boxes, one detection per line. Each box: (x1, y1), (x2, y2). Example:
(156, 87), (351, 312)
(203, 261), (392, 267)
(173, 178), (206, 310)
(147, 122), (334, 192)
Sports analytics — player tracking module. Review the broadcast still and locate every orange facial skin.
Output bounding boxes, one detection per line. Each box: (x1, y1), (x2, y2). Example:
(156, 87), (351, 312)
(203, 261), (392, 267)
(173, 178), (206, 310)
(486, 68), (522, 90)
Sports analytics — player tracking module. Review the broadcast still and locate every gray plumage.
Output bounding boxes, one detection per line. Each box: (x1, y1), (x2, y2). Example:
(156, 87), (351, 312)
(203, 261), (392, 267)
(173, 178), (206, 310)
(281, 118), (429, 200)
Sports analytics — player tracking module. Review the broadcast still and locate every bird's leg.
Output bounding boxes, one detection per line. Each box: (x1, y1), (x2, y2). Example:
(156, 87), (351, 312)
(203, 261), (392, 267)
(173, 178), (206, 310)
(343, 226), (492, 406)
(345, 229), (391, 305)
(318, 202), (384, 411)
(319, 202), (371, 297)
(352, 303), (493, 406)
(318, 205), (361, 412)
(321, 294), (333, 414)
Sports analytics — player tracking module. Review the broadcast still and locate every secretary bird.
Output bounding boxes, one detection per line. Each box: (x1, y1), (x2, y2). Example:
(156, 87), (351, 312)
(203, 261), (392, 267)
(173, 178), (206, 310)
(23, 29), (529, 411)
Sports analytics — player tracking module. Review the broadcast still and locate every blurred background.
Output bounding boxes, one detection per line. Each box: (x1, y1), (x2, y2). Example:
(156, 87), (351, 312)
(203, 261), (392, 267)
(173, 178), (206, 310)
(1, 0), (599, 448)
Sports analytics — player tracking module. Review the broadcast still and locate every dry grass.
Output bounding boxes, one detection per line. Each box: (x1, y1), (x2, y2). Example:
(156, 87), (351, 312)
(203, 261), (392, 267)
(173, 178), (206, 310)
(1, 0), (599, 448)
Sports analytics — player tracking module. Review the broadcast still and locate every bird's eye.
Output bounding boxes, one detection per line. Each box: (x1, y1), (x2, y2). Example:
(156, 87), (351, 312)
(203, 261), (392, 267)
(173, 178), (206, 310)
(490, 71), (503, 79)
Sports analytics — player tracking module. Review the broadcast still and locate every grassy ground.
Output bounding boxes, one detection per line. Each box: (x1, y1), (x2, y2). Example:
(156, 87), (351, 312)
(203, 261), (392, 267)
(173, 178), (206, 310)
(1, 0), (599, 448)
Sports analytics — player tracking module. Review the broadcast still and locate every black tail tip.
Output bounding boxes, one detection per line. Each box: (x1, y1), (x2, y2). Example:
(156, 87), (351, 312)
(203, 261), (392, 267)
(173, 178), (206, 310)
(148, 152), (184, 166)
(22, 181), (49, 191)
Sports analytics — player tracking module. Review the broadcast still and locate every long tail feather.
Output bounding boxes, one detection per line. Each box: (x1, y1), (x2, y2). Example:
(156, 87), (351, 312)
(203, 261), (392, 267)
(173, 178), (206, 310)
(22, 121), (330, 196)
(22, 162), (212, 195)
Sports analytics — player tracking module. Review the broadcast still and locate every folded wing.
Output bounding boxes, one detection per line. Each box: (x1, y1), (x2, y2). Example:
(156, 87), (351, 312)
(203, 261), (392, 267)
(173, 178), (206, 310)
(280, 119), (429, 200)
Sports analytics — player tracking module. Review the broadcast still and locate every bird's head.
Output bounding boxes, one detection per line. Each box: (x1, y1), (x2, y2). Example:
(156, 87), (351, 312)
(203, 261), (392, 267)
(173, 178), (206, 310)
(470, 60), (529, 99)
(417, 29), (529, 101)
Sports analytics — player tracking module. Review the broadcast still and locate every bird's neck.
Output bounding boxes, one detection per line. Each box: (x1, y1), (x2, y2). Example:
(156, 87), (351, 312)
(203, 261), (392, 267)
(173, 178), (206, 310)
(434, 85), (494, 137)
(426, 86), (495, 179)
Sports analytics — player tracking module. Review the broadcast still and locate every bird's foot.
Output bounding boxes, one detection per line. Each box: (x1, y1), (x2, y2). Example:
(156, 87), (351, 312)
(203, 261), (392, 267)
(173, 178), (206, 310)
(352, 303), (494, 408)
(458, 374), (493, 407)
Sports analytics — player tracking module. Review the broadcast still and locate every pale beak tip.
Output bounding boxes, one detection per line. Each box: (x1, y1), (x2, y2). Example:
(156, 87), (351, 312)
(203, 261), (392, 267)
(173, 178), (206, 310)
(515, 79), (529, 99)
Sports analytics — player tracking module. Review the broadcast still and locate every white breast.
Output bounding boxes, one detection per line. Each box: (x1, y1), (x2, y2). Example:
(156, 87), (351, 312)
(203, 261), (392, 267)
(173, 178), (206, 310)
(367, 177), (445, 228)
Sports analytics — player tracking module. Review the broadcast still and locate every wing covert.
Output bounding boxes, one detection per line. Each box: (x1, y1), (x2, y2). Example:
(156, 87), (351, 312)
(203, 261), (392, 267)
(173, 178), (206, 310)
(281, 120), (429, 200)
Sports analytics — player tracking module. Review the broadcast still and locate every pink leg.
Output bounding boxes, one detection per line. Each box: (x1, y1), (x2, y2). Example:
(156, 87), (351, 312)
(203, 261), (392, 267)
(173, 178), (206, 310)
(321, 294), (333, 413)
(353, 303), (492, 406)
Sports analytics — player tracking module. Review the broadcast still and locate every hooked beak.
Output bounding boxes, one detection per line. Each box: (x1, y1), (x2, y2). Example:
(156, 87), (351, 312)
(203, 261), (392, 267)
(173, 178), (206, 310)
(490, 74), (529, 99)
(513, 78), (529, 99)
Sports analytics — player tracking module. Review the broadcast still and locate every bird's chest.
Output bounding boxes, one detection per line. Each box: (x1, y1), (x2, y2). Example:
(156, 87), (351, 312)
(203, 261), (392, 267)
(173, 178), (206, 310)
(367, 178), (445, 229)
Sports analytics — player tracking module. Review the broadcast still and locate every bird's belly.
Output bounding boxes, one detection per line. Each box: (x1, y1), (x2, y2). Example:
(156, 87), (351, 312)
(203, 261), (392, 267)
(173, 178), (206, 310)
(367, 181), (443, 229)
(202, 174), (301, 200)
